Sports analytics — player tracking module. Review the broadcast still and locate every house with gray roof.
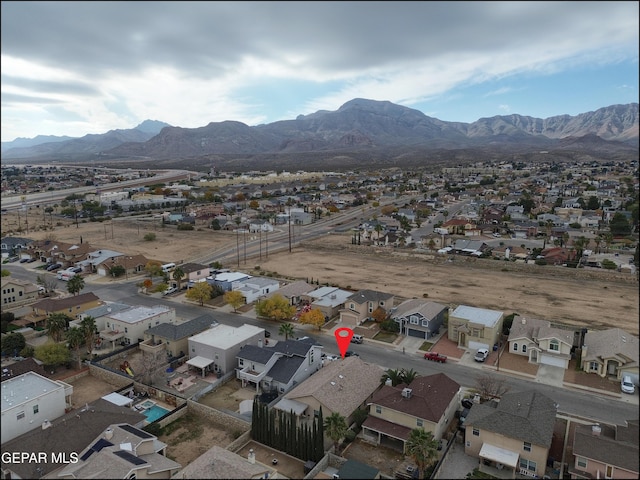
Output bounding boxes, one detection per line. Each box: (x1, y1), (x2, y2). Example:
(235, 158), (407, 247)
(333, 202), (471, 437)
(339, 289), (395, 328)
(463, 390), (557, 479)
(175, 445), (276, 479)
(142, 314), (218, 359)
(508, 316), (576, 369)
(1, 236), (32, 258)
(569, 420), (639, 479)
(236, 338), (323, 394)
(268, 280), (315, 306)
(304, 286), (353, 320)
(391, 299), (447, 340)
(580, 328), (639, 381)
(0, 398), (145, 479)
(56, 423), (181, 479)
(235, 276), (280, 303)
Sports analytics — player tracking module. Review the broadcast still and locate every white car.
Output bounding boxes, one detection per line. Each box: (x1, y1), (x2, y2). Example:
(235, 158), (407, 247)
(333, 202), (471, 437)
(163, 286), (178, 296)
(621, 375), (635, 394)
(474, 348), (489, 362)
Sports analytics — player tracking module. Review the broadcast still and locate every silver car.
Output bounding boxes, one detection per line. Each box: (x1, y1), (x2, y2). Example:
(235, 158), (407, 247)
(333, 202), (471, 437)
(474, 348), (489, 362)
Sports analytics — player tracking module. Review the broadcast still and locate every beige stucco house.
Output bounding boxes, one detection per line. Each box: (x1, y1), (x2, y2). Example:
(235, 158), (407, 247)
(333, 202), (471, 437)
(464, 390), (557, 479)
(362, 373), (460, 452)
(1, 277), (39, 310)
(580, 328), (639, 381)
(507, 316), (575, 369)
(448, 305), (504, 351)
(338, 289), (395, 328)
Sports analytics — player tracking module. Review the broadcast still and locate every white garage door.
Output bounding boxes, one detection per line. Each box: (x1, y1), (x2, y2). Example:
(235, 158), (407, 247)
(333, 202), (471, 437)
(539, 353), (568, 369)
(468, 341), (490, 352)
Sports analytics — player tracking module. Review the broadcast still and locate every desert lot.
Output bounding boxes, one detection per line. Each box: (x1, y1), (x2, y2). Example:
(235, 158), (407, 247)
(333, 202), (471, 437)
(11, 216), (640, 336)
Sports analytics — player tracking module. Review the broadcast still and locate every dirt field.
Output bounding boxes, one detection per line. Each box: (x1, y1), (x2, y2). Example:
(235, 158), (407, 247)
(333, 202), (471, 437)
(13, 215), (640, 336)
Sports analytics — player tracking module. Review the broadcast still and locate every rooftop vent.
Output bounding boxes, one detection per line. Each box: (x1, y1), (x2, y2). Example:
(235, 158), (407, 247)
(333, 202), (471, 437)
(592, 425), (601, 436)
(402, 388), (412, 399)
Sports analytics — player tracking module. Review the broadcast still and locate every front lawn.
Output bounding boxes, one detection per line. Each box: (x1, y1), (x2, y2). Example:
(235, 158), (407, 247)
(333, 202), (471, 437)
(419, 341), (434, 351)
(373, 331), (398, 343)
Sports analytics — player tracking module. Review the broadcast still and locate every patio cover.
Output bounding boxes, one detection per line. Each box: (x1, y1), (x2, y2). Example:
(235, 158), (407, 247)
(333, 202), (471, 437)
(479, 443), (519, 468)
(273, 397), (308, 416)
(186, 355), (214, 370)
(102, 392), (133, 407)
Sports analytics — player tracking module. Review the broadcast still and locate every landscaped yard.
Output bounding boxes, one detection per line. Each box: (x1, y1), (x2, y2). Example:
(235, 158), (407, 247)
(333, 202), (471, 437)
(419, 341), (434, 351)
(373, 331), (398, 343)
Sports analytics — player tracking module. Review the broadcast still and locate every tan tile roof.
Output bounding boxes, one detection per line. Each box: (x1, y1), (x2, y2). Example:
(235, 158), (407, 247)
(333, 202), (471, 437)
(285, 356), (383, 417)
(32, 292), (101, 313)
(176, 445), (274, 478)
(583, 328), (639, 365)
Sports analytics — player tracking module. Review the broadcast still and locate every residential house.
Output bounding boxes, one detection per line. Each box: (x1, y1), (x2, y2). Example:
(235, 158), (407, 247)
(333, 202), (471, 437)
(0, 357), (49, 381)
(464, 390), (557, 479)
(1, 277), (39, 309)
(1, 371), (73, 444)
(0, 398), (145, 479)
(540, 247), (577, 265)
(73, 302), (131, 335)
(274, 356), (383, 426)
(491, 245), (529, 261)
(304, 286), (353, 320)
(448, 305), (504, 351)
(175, 445), (276, 479)
(451, 239), (488, 256)
(339, 289), (395, 328)
(95, 254), (149, 277)
(99, 304), (176, 349)
(178, 262), (209, 286)
(568, 420), (639, 480)
(56, 423), (181, 479)
(25, 292), (103, 328)
(236, 338), (324, 394)
(187, 323), (265, 376)
(51, 241), (93, 269)
(507, 316), (575, 368)
(79, 249), (127, 274)
(391, 299), (447, 340)
(234, 276), (280, 304)
(362, 373), (461, 452)
(248, 218), (275, 233)
(210, 271), (252, 292)
(1, 236), (32, 258)
(268, 280), (315, 306)
(442, 218), (476, 236)
(141, 314), (218, 360)
(580, 328), (639, 381)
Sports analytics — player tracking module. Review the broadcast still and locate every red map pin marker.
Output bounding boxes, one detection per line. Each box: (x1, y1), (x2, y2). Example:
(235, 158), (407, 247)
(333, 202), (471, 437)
(334, 327), (354, 358)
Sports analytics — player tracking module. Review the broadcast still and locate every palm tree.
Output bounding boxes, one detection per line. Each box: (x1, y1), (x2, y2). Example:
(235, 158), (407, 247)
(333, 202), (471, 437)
(400, 367), (419, 385)
(172, 266), (185, 290)
(380, 368), (403, 387)
(405, 428), (439, 479)
(279, 322), (295, 340)
(67, 275), (85, 296)
(47, 313), (68, 343)
(66, 326), (85, 369)
(323, 412), (348, 454)
(80, 316), (97, 353)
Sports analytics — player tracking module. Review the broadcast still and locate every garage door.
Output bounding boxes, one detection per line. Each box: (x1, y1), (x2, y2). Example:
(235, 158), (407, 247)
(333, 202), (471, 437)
(468, 341), (490, 352)
(539, 354), (568, 369)
(407, 329), (427, 339)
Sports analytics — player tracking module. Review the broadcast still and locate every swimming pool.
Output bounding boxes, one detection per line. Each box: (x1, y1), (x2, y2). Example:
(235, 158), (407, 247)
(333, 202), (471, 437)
(144, 405), (170, 423)
(139, 399), (156, 409)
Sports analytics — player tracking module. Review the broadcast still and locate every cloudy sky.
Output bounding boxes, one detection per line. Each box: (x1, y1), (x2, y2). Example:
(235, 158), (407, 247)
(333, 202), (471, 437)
(1, 1), (638, 142)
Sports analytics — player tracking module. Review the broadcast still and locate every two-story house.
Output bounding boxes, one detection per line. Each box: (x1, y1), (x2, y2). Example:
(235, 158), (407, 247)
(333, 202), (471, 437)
(187, 323), (265, 376)
(236, 338), (323, 394)
(339, 289), (395, 328)
(391, 299), (447, 340)
(99, 304), (176, 349)
(362, 373), (460, 452)
(569, 420), (639, 479)
(142, 314), (218, 360)
(25, 292), (103, 328)
(507, 316), (575, 369)
(464, 390), (557, 479)
(1, 277), (39, 310)
(448, 305), (504, 351)
(178, 262), (210, 286)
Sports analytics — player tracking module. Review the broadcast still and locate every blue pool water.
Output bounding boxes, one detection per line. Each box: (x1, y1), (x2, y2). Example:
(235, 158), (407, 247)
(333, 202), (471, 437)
(144, 405), (170, 422)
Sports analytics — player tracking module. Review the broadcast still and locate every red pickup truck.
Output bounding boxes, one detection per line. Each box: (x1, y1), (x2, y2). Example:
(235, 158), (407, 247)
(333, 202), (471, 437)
(424, 352), (447, 363)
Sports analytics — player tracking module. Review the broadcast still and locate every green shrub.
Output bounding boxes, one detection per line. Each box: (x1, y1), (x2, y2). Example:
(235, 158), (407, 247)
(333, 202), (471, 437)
(144, 232), (156, 241)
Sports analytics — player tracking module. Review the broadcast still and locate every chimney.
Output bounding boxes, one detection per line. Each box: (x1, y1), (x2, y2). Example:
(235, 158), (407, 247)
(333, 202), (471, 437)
(521, 317), (526, 325)
(248, 449), (255, 464)
(591, 425), (601, 436)
(402, 388), (412, 399)
(105, 427), (114, 440)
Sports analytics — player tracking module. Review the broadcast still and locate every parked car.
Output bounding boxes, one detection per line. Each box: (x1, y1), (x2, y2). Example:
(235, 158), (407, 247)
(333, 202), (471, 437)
(461, 398), (474, 409)
(66, 266), (82, 273)
(351, 334), (364, 344)
(27, 257), (38, 263)
(19, 257), (29, 263)
(46, 263), (62, 271)
(163, 286), (178, 296)
(474, 348), (489, 362)
(621, 375), (636, 394)
(344, 350), (359, 357)
(424, 351), (447, 363)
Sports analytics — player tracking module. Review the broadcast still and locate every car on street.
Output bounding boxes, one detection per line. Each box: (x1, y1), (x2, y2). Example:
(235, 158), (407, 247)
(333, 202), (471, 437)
(163, 286), (178, 296)
(344, 350), (359, 357)
(351, 334), (364, 344)
(424, 351), (447, 363)
(474, 348), (489, 362)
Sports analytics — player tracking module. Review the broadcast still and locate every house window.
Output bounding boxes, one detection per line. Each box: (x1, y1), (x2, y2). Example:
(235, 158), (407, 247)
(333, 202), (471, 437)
(549, 339), (559, 351)
(33, 405), (39, 414)
(107, 322), (110, 328)
(349, 303), (355, 310)
(513, 343), (518, 352)
(519, 458), (536, 472)
(576, 456), (587, 469)
(523, 442), (531, 452)
(17, 411), (25, 420)
(380, 301), (385, 307)
(421, 320), (429, 327)
(124, 327), (128, 333)
(605, 465), (613, 479)
(522, 344), (527, 353)
(239, 359), (244, 366)
(313, 410), (320, 418)
(466, 441), (471, 447)
(589, 361), (599, 371)
(472, 428), (479, 436)
(410, 316), (419, 325)
(417, 419), (423, 427)
(375, 406), (382, 414)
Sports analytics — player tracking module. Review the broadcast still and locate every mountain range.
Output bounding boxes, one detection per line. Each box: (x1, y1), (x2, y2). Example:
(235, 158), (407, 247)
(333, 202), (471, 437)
(2, 99), (637, 171)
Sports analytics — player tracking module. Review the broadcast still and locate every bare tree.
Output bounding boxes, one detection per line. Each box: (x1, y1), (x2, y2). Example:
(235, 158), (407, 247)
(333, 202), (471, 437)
(475, 373), (510, 401)
(133, 350), (166, 385)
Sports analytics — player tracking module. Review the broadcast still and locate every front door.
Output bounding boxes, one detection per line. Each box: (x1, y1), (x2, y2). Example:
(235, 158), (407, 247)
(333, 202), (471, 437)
(530, 350), (538, 363)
